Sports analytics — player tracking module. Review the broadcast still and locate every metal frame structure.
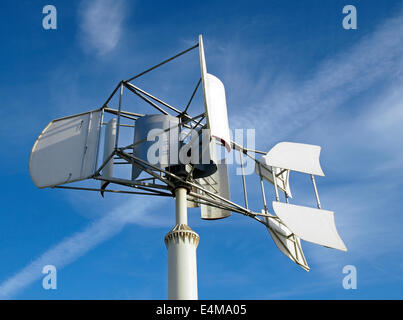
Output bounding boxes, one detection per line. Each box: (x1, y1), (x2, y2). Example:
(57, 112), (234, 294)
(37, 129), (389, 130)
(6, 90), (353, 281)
(50, 41), (275, 224)
(46, 38), (319, 249)
(30, 35), (347, 299)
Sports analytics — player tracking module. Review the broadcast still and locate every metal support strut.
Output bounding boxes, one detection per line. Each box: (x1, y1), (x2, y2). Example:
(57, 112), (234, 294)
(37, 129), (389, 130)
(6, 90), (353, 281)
(311, 174), (322, 209)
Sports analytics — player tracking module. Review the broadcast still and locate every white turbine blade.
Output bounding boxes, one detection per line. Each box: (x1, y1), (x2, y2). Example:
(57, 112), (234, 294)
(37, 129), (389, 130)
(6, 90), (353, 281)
(263, 142), (325, 176)
(199, 34), (231, 152)
(204, 73), (231, 151)
(256, 160), (292, 198)
(200, 159), (231, 220)
(29, 109), (102, 188)
(272, 202), (347, 251)
(263, 213), (309, 271)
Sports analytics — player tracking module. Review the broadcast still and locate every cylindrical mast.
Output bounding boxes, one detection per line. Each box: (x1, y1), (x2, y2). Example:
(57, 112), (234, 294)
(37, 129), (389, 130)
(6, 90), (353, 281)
(165, 187), (199, 300)
(175, 187), (188, 225)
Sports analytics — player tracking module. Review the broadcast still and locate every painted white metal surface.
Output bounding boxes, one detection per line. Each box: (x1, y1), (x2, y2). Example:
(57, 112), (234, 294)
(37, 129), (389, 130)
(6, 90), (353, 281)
(199, 35), (231, 152)
(166, 229), (199, 300)
(263, 142), (325, 176)
(29, 110), (102, 188)
(263, 211), (309, 271)
(256, 160), (292, 197)
(100, 118), (117, 190)
(199, 35), (208, 80)
(132, 114), (179, 180)
(165, 188), (199, 300)
(200, 159), (231, 220)
(175, 188), (188, 225)
(272, 202), (347, 251)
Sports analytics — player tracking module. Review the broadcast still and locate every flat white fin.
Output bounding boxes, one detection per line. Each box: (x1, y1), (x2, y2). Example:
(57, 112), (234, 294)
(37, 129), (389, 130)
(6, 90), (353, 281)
(199, 35), (231, 152)
(199, 34), (208, 80)
(29, 110), (102, 188)
(263, 142), (324, 176)
(263, 212), (309, 271)
(272, 202), (347, 251)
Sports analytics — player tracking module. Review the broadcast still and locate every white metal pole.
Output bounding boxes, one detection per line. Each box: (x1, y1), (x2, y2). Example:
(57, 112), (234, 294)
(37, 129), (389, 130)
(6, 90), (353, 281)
(165, 187), (199, 300)
(175, 187), (188, 225)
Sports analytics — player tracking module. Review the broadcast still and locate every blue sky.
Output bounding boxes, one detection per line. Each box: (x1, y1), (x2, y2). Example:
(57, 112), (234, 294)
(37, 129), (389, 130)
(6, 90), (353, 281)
(1, 0), (403, 299)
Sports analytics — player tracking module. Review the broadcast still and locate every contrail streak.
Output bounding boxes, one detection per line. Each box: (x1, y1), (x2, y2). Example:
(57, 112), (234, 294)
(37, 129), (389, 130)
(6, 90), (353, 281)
(0, 197), (168, 299)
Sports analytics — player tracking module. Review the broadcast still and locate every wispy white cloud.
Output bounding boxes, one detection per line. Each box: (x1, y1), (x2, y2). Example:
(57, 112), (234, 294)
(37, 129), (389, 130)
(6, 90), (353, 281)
(223, 7), (403, 143)
(299, 78), (403, 274)
(0, 197), (169, 299)
(78, 0), (127, 56)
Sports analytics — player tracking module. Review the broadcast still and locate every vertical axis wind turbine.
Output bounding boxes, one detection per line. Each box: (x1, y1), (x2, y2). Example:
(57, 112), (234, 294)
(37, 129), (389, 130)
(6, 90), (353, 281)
(29, 35), (347, 299)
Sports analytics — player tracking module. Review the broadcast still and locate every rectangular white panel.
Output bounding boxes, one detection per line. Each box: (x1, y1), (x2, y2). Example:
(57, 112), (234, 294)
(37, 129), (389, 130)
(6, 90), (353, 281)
(29, 110), (102, 188)
(272, 202), (347, 251)
(200, 159), (231, 220)
(263, 213), (309, 271)
(199, 35), (231, 152)
(263, 142), (324, 176)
